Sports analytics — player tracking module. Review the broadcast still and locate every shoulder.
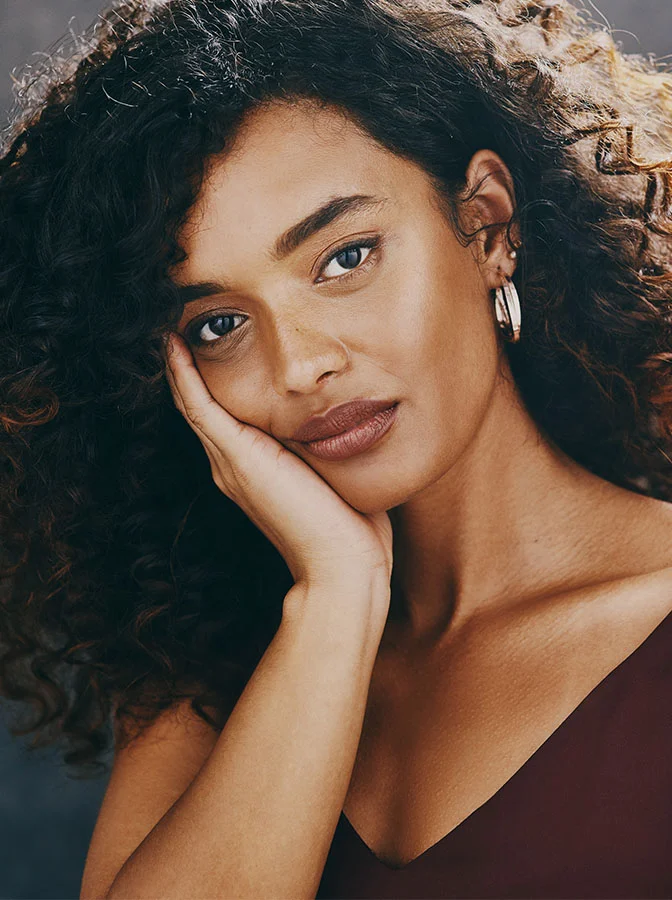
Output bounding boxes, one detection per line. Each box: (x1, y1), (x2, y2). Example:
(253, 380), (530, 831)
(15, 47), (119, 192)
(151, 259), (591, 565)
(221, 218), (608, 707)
(81, 697), (225, 899)
(588, 488), (672, 615)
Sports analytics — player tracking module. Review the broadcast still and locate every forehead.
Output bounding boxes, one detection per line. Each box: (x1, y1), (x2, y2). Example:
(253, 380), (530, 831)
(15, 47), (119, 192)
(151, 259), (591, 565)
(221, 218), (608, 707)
(176, 100), (432, 265)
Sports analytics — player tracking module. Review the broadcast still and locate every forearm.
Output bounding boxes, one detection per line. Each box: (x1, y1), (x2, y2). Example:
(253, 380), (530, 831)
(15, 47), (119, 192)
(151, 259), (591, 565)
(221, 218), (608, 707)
(105, 573), (389, 900)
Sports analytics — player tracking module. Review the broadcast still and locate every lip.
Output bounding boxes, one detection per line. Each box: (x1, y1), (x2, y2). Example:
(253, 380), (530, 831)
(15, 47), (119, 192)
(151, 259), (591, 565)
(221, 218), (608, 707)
(291, 398), (399, 443)
(297, 402), (400, 461)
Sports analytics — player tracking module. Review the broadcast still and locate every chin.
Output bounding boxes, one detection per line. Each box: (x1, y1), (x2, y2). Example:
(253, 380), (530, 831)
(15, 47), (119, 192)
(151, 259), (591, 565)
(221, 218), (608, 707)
(321, 463), (425, 516)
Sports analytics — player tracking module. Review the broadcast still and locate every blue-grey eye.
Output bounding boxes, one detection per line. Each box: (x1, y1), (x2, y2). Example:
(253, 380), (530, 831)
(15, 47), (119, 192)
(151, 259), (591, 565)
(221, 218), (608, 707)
(321, 243), (374, 280)
(190, 313), (246, 346)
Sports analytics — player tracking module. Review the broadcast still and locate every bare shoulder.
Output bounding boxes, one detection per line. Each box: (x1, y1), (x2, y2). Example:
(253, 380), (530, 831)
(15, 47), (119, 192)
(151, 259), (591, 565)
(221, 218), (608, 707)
(595, 486), (672, 588)
(112, 695), (222, 763)
(80, 697), (224, 899)
(587, 487), (672, 618)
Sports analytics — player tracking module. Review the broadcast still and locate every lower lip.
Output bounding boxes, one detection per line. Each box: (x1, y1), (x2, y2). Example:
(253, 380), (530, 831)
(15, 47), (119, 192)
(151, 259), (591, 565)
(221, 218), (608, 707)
(299, 404), (400, 461)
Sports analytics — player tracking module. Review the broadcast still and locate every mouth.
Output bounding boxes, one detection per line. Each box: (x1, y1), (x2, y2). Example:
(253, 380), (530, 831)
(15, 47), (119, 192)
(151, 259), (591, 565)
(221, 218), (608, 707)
(298, 402), (400, 461)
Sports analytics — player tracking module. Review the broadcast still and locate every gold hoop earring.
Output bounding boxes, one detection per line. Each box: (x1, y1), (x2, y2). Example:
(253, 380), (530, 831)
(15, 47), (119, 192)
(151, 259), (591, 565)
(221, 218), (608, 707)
(494, 277), (522, 344)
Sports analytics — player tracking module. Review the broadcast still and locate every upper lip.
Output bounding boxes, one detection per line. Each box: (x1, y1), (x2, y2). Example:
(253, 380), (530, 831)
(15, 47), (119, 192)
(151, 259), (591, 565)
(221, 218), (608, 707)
(291, 399), (398, 443)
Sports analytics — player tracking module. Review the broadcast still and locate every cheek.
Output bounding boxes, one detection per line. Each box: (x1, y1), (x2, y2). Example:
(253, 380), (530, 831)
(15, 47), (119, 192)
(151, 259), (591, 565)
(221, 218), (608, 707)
(397, 261), (501, 455)
(197, 359), (271, 430)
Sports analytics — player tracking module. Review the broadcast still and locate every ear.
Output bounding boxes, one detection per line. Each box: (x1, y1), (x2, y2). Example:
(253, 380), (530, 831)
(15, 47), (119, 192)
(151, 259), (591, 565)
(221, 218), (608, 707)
(460, 150), (520, 291)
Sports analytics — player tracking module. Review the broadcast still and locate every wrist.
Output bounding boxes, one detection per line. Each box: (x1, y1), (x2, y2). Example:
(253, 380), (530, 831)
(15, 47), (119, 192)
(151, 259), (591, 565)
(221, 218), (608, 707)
(281, 571), (391, 649)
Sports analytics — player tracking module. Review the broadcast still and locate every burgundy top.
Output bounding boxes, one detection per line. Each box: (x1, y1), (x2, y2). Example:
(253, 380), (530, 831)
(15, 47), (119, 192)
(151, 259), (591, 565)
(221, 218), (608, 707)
(316, 608), (672, 899)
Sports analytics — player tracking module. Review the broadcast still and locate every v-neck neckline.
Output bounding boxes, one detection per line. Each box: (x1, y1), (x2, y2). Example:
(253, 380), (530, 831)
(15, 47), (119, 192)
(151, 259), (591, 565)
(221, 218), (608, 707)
(339, 603), (672, 872)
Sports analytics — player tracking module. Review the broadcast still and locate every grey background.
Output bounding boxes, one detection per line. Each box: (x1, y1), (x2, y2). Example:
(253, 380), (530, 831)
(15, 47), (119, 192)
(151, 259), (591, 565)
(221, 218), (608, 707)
(0, 1), (670, 898)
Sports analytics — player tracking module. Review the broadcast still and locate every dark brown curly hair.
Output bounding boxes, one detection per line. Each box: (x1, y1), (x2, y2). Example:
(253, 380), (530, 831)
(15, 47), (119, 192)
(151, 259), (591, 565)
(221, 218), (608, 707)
(1, 0), (671, 777)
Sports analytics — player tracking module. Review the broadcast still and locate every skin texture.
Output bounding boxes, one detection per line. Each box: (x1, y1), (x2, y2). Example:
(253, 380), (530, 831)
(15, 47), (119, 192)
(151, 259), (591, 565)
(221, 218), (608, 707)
(172, 98), (672, 655)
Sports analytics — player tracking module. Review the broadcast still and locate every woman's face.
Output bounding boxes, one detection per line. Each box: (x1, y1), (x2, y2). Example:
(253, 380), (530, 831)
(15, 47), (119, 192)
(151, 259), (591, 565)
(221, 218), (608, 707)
(172, 99), (507, 514)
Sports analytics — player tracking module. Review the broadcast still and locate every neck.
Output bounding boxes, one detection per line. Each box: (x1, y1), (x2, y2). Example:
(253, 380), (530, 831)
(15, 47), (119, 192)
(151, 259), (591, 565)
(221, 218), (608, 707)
(386, 372), (649, 648)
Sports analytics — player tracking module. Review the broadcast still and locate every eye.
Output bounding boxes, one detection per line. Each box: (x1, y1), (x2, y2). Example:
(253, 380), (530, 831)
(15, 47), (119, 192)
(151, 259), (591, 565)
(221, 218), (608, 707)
(316, 236), (382, 284)
(186, 313), (246, 347)
(184, 235), (383, 350)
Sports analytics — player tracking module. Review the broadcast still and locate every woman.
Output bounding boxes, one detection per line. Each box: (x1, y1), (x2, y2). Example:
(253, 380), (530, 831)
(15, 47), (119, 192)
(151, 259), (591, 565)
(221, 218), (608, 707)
(1, 0), (671, 896)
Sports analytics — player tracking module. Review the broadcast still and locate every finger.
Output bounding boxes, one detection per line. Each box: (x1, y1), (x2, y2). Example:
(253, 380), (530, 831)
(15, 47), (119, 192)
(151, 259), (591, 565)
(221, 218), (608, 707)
(163, 332), (214, 428)
(163, 332), (246, 445)
(163, 338), (187, 418)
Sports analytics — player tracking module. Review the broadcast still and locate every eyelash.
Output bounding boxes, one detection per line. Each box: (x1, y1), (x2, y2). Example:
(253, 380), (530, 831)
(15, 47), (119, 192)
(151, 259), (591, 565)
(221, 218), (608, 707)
(185, 235), (383, 349)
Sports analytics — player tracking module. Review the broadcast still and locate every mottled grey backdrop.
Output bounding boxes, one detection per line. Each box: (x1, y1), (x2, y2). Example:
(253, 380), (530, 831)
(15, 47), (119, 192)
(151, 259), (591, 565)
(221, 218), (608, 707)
(0, 1), (670, 898)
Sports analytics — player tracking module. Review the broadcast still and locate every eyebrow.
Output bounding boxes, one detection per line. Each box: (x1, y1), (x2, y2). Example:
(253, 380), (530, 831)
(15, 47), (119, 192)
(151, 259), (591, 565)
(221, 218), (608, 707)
(175, 193), (390, 305)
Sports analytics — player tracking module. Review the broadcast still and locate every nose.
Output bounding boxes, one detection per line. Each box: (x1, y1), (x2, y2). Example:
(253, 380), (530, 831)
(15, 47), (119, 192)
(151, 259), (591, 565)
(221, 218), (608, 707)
(270, 321), (351, 396)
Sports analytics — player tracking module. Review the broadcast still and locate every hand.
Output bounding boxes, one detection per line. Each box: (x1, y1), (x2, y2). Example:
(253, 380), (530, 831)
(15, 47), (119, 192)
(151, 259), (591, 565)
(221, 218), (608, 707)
(163, 332), (394, 595)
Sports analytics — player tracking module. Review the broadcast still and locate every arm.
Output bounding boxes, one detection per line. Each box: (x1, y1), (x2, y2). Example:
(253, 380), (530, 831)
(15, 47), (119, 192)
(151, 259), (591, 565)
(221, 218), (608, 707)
(99, 573), (389, 900)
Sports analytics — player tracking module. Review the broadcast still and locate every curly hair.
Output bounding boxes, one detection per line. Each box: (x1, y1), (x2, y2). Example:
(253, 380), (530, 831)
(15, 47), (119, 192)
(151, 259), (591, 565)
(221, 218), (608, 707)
(1, 0), (671, 776)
